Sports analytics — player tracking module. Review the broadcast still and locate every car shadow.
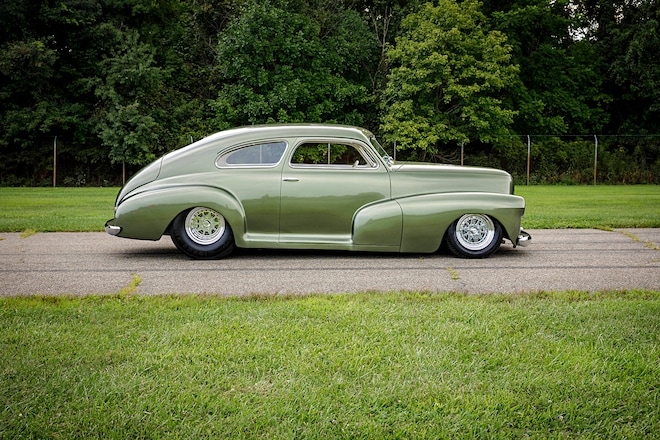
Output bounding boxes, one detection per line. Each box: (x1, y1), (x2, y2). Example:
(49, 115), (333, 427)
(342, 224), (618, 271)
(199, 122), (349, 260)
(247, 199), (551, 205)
(115, 240), (527, 261)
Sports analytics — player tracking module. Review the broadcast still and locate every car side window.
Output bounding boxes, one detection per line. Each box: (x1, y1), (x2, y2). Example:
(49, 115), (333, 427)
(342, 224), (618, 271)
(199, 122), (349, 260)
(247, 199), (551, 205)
(291, 142), (372, 167)
(217, 141), (287, 167)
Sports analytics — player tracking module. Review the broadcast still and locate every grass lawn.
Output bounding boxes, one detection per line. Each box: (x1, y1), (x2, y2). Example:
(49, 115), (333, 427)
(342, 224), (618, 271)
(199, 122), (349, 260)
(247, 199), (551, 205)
(1, 186), (658, 438)
(515, 185), (660, 229)
(0, 187), (117, 232)
(0, 185), (658, 232)
(2, 291), (659, 438)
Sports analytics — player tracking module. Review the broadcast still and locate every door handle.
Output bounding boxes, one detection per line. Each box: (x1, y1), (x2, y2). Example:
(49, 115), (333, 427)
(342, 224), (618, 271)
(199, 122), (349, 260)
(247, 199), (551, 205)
(282, 177), (299, 182)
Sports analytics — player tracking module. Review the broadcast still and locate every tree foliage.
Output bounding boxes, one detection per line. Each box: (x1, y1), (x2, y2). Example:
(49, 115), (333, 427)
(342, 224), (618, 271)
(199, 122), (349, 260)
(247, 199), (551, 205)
(486, 0), (610, 135)
(212, 0), (376, 127)
(585, 0), (660, 134)
(85, 27), (161, 165)
(0, 0), (657, 185)
(381, 0), (518, 160)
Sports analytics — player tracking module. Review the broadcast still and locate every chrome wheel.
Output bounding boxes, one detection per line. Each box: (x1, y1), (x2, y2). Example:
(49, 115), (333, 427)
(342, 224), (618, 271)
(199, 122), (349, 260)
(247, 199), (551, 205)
(185, 207), (226, 245)
(445, 214), (502, 258)
(171, 207), (235, 259)
(454, 214), (495, 251)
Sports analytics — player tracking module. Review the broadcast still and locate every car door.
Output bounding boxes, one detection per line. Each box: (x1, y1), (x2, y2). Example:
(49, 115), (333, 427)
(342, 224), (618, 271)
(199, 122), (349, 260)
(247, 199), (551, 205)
(279, 139), (390, 243)
(214, 140), (287, 242)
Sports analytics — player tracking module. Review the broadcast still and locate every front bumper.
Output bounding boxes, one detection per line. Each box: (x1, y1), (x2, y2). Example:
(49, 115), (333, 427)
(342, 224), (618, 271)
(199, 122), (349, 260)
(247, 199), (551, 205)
(517, 229), (532, 247)
(105, 220), (122, 236)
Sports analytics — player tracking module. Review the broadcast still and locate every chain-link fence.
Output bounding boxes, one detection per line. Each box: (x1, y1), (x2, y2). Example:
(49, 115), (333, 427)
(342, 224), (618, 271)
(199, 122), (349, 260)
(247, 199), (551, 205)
(1, 134), (658, 187)
(404, 135), (660, 185)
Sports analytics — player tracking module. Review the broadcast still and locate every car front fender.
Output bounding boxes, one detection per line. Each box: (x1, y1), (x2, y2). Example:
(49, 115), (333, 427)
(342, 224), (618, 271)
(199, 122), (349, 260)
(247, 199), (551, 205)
(396, 192), (525, 253)
(352, 200), (403, 248)
(112, 185), (245, 242)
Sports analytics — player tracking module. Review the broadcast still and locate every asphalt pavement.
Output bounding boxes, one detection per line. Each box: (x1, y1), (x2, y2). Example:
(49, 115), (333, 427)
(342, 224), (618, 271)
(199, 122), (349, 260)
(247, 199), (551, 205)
(1, 229), (658, 296)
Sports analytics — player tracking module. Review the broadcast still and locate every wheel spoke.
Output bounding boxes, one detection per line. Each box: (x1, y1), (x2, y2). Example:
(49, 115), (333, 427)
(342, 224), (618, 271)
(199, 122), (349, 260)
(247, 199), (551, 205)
(185, 208), (226, 245)
(455, 214), (495, 251)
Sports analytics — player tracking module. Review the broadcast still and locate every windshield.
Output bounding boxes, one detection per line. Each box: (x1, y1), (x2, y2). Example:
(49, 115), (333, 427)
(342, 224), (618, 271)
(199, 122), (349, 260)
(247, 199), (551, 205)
(370, 136), (394, 166)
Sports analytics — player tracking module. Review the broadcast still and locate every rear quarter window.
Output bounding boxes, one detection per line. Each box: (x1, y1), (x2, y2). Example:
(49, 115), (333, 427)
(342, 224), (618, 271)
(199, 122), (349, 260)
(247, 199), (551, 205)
(216, 141), (287, 167)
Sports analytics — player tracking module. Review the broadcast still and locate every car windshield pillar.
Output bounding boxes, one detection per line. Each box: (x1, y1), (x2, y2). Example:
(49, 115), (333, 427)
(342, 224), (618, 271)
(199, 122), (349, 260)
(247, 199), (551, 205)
(370, 136), (394, 167)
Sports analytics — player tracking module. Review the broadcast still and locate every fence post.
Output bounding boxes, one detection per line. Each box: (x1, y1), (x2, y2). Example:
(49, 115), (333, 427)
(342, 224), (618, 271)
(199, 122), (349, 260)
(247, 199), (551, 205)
(53, 136), (57, 187)
(593, 134), (598, 185)
(526, 135), (531, 186)
(461, 141), (464, 165)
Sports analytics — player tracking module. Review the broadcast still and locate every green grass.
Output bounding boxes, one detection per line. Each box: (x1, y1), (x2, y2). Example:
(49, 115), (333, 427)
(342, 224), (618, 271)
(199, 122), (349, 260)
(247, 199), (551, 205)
(0, 187), (117, 232)
(516, 185), (660, 229)
(2, 291), (659, 438)
(1, 187), (659, 437)
(0, 185), (658, 232)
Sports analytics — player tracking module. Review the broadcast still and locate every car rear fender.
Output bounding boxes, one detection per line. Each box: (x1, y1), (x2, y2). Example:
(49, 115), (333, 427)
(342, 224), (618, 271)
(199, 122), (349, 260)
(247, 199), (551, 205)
(114, 185), (246, 242)
(396, 193), (525, 253)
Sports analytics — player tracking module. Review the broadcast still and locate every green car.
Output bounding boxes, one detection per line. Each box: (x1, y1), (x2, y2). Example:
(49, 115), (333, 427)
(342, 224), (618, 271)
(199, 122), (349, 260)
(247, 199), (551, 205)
(106, 124), (531, 259)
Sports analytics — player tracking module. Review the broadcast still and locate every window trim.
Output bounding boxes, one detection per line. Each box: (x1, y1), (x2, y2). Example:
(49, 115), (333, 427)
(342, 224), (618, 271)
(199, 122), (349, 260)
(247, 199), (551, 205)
(288, 139), (380, 170)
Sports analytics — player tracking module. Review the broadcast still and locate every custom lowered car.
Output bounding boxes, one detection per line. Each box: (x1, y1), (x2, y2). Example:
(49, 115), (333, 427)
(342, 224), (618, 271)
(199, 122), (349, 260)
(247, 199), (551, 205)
(106, 124), (531, 259)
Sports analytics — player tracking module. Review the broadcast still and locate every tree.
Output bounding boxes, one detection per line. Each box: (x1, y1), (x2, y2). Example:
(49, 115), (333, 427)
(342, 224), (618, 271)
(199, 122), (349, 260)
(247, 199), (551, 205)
(0, 0), (100, 184)
(211, 0), (376, 128)
(0, 0), (192, 184)
(486, 0), (610, 136)
(0, 0), (655, 185)
(92, 27), (164, 166)
(581, 0), (660, 134)
(380, 0), (518, 161)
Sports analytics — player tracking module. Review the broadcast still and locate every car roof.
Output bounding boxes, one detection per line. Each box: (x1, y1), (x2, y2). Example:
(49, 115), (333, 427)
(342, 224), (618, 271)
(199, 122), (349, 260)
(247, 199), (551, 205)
(200, 124), (375, 145)
(161, 124), (377, 165)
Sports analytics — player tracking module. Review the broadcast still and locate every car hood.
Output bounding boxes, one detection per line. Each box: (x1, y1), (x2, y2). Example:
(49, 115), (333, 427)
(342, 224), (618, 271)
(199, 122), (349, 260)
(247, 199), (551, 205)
(389, 163), (514, 197)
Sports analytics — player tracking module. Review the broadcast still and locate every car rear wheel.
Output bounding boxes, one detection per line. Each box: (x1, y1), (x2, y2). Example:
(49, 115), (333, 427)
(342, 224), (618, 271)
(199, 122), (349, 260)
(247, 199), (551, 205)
(446, 214), (502, 258)
(171, 207), (235, 259)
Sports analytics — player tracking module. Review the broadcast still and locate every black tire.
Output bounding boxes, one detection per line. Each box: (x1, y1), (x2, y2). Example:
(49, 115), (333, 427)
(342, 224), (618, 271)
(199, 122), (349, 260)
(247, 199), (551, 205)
(445, 214), (502, 258)
(170, 207), (235, 259)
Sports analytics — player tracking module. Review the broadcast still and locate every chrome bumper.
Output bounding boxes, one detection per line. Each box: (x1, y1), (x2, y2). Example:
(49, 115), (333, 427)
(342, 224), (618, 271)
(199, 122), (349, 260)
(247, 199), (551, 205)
(105, 221), (121, 236)
(517, 229), (532, 247)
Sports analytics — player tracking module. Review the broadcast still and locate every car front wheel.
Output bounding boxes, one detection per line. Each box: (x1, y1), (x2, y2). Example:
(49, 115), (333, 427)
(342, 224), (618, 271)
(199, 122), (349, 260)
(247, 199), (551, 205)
(446, 214), (502, 258)
(171, 207), (235, 259)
